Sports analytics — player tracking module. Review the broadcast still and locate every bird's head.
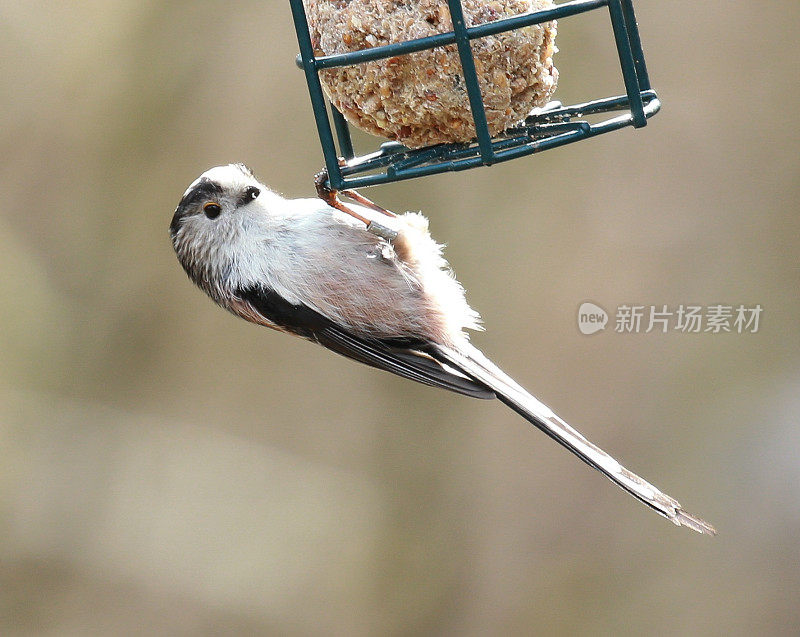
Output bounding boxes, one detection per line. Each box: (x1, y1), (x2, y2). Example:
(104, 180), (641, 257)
(170, 163), (265, 240)
(170, 163), (272, 295)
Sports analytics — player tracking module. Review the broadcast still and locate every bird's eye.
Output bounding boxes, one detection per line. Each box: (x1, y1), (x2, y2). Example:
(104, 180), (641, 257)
(203, 202), (222, 219)
(245, 186), (260, 201)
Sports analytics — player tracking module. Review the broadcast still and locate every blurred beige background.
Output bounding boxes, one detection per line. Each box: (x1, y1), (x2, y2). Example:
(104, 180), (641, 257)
(1, 1), (798, 635)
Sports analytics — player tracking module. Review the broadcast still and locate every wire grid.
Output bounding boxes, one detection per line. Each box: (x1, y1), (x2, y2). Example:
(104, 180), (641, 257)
(290, 0), (659, 190)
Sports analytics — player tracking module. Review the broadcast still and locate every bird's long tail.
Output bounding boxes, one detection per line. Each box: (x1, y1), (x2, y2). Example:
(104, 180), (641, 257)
(435, 342), (716, 536)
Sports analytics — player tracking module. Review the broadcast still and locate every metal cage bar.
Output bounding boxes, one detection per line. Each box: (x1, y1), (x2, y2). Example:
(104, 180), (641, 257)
(289, 0), (342, 182)
(620, 0), (650, 91)
(607, 0), (645, 127)
(330, 105), (354, 160)
(290, 0), (658, 190)
(447, 0), (495, 165)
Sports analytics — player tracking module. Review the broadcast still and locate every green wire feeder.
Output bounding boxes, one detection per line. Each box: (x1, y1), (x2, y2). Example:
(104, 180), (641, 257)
(290, 0), (659, 192)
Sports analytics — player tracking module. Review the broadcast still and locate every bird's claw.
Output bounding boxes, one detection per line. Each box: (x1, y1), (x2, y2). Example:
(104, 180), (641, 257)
(314, 166), (398, 241)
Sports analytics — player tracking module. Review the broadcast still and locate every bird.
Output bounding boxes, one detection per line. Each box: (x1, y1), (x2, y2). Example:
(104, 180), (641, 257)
(170, 163), (715, 536)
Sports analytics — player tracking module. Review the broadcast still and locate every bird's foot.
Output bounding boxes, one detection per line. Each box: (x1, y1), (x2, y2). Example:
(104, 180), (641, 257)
(315, 168), (398, 241)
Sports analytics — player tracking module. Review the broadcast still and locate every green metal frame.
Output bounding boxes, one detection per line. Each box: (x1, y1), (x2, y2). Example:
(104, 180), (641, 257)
(290, 0), (659, 190)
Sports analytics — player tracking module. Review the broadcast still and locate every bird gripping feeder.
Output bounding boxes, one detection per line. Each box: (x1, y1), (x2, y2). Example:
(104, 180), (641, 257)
(290, 0), (659, 191)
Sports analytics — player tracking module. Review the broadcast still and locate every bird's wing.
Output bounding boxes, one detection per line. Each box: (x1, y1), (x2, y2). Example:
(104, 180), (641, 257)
(432, 342), (717, 535)
(235, 285), (495, 400)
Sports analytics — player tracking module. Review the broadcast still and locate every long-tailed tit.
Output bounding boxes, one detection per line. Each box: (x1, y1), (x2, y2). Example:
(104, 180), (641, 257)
(170, 163), (715, 535)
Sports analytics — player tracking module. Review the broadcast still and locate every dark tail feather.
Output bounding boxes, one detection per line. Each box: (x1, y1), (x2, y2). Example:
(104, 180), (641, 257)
(435, 343), (716, 536)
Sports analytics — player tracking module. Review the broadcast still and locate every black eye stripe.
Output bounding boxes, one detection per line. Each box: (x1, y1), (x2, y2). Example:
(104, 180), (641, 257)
(237, 186), (261, 207)
(171, 178), (225, 235)
(179, 178), (224, 209)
